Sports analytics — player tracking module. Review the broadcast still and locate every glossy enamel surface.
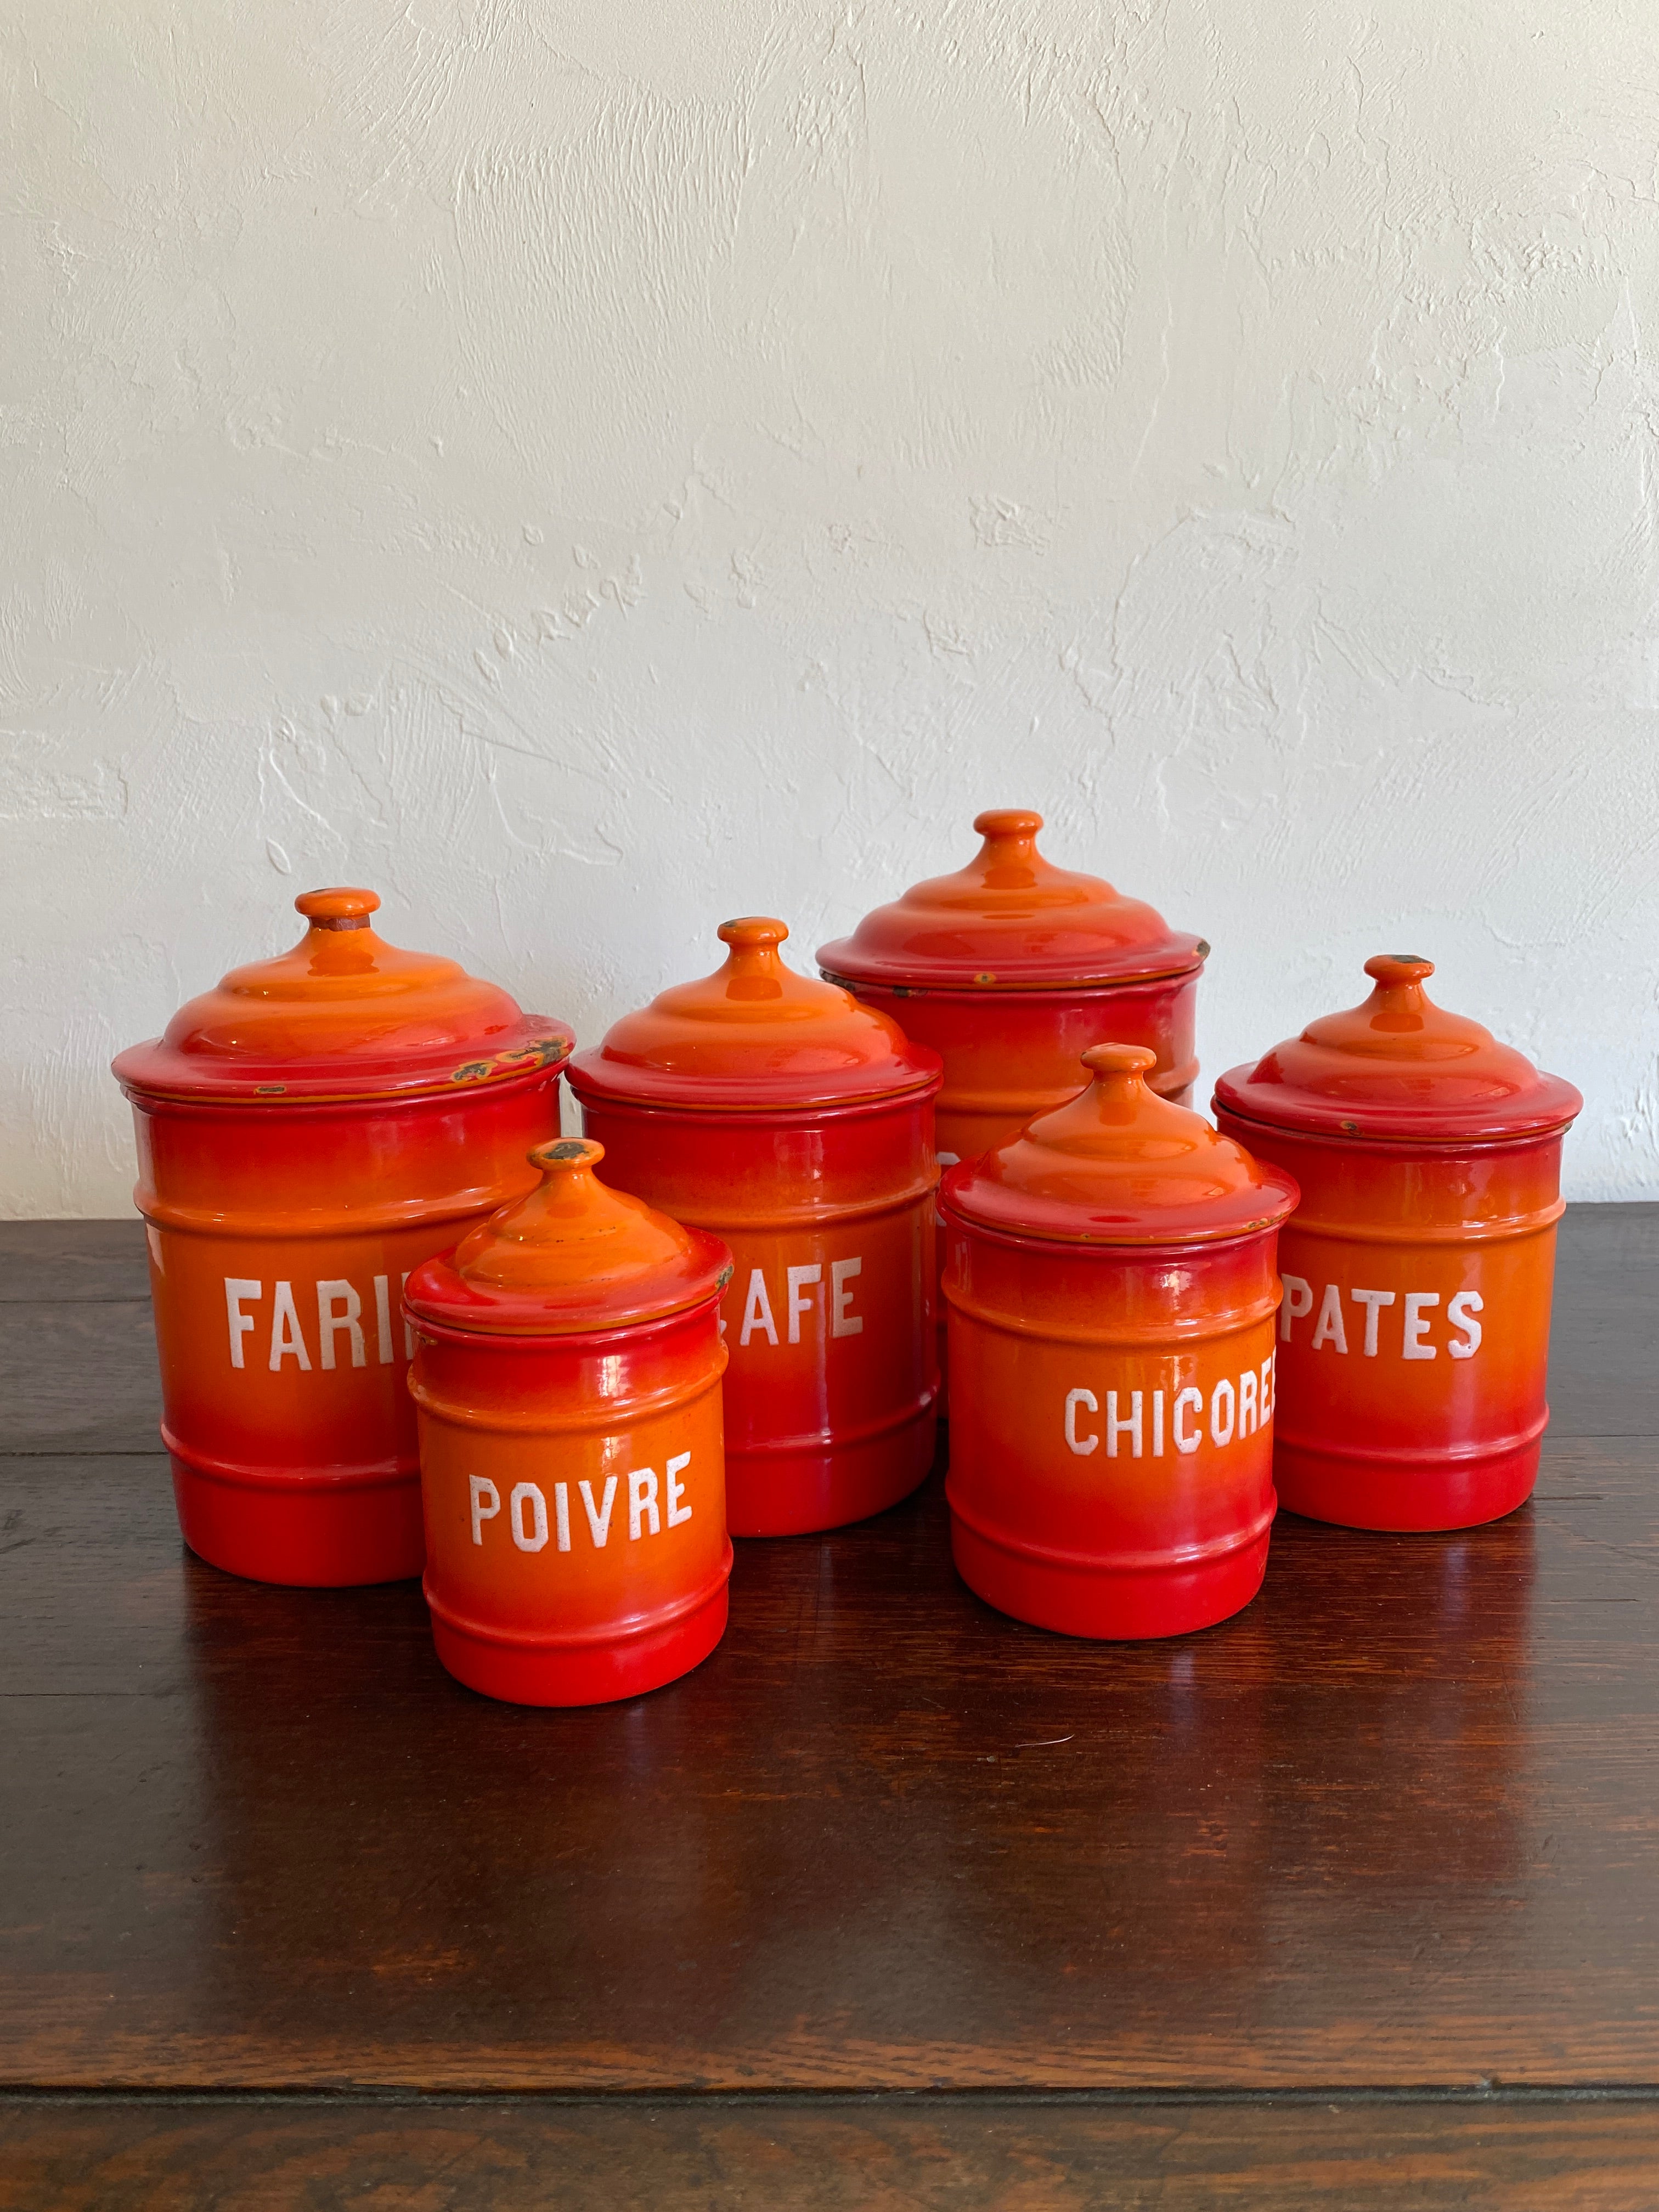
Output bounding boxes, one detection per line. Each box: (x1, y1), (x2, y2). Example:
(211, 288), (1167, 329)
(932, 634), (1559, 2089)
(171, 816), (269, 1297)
(944, 1047), (1299, 1638)
(820, 813), (1206, 1396)
(568, 920), (941, 1537)
(1214, 956), (1581, 1531)
(112, 890), (571, 1587)
(405, 1143), (732, 1706)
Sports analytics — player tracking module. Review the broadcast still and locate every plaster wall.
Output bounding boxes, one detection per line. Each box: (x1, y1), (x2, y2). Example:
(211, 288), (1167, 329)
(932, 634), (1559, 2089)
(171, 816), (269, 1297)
(4, 0), (1657, 1212)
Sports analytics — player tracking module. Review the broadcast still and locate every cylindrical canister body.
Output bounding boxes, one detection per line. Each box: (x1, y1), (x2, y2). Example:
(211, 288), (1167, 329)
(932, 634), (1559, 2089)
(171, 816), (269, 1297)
(131, 1077), (561, 1585)
(113, 885), (571, 1586)
(946, 1223), (1285, 1637)
(837, 970), (1200, 1164)
(941, 1043), (1299, 1639)
(819, 810), (1206, 1404)
(1212, 953), (1582, 1533)
(1212, 1115), (1566, 1530)
(403, 1136), (733, 1705)
(410, 1302), (730, 1707)
(577, 1090), (936, 1537)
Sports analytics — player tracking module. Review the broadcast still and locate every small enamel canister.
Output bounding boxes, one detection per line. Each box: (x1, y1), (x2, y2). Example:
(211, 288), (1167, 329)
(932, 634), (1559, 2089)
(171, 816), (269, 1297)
(943, 1045), (1299, 1638)
(404, 1139), (733, 1706)
(1213, 955), (1583, 1532)
(819, 808), (1207, 1396)
(112, 888), (572, 1587)
(567, 917), (942, 1537)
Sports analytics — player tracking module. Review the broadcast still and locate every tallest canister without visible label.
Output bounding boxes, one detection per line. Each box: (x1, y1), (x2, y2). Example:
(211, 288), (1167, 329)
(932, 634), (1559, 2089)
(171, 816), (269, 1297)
(818, 809), (1207, 1401)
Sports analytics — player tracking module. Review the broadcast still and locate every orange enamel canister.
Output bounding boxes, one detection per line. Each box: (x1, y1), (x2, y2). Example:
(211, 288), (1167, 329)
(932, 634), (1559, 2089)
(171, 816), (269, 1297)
(1213, 955), (1582, 1532)
(819, 809), (1206, 1397)
(567, 918), (942, 1537)
(943, 1045), (1299, 1639)
(112, 889), (572, 1588)
(404, 1139), (733, 1706)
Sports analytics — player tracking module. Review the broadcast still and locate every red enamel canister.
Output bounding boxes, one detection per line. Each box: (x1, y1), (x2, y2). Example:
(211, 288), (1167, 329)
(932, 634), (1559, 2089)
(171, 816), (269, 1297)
(1213, 955), (1582, 1532)
(567, 918), (942, 1537)
(943, 1044), (1299, 1638)
(404, 1139), (733, 1706)
(819, 809), (1207, 1396)
(112, 889), (572, 1587)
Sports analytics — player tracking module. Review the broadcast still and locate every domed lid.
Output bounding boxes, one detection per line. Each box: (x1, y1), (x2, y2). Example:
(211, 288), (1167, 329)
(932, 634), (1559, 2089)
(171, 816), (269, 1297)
(567, 916), (940, 1111)
(404, 1138), (732, 1336)
(944, 1043), (1298, 1248)
(817, 808), (1207, 991)
(1212, 955), (1583, 1143)
(407, 1141), (730, 1327)
(112, 887), (574, 1104)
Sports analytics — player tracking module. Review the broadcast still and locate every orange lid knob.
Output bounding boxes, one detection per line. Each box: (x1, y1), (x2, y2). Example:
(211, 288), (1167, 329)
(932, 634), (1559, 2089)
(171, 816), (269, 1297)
(295, 887), (382, 930)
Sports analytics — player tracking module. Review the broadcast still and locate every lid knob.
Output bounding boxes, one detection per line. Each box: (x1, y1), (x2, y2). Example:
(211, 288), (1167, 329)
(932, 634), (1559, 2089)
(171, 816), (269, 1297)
(296, 887), (381, 933)
(716, 915), (789, 1000)
(718, 916), (789, 951)
(530, 1137), (605, 1175)
(1082, 1042), (1158, 1082)
(1364, 953), (1435, 986)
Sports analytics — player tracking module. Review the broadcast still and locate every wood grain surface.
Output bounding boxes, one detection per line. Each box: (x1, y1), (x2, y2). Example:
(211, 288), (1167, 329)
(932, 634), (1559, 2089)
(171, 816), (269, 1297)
(2, 1207), (1656, 2202)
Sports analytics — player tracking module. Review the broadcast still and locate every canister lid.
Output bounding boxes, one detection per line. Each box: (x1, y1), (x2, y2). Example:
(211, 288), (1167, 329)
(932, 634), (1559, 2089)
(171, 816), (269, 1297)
(1212, 955), (1583, 1143)
(405, 1139), (732, 1336)
(943, 1043), (1298, 1247)
(816, 809), (1206, 991)
(567, 917), (940, 1111)
(112, 887), (573, 1104)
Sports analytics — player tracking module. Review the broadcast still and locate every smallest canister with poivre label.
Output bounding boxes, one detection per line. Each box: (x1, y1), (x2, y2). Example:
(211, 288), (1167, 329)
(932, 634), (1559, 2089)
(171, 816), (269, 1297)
(404, 1139), (733, 1706)
(1213, 955), (1582, 1532)
(943, 1045), (1299, 1640)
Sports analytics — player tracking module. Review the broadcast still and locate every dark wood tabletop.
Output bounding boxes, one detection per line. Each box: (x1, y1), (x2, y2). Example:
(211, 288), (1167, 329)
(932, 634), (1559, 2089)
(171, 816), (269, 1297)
(3, 1204), (1658, 2208)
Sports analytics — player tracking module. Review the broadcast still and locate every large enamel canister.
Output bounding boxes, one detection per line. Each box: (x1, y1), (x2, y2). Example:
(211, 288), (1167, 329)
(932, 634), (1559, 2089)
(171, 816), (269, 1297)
(943, 1044), (1299, 1638)
(1212, 954), (1582, 1532)
(112, 888), (573, 1587)
(567, 917), (942, 1537)
(404, 1138), (733, 1706)
(819, 808), (1207, 1397)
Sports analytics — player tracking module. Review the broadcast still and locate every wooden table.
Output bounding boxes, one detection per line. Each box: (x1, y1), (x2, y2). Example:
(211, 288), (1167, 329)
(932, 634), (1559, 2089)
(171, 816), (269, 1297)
(3, 1206), (1657, 2208)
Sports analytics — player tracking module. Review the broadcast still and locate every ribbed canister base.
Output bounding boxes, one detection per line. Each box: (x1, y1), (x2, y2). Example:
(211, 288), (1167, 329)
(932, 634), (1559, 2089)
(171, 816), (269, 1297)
(1274, 1433), (1543, 1532)
(726, 1402), (936, 1537)
(947, 1494), (1272, 1640)
(168, 1440), (423, 1588)
(426, 1575), (730, 1707)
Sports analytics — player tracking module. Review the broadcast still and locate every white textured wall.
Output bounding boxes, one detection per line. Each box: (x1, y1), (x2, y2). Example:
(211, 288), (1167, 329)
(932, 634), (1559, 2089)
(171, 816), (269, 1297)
(5, 0), (1657, 1214)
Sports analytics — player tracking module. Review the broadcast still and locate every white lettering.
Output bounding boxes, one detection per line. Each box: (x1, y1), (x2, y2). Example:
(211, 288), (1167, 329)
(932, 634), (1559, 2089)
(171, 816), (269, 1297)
(1106, 1389), (1143, 1459)
(831, 1256), (864, 1337)
(1311, 1282), (1349, 1354)
(374, 1273), (394, 1365)
(580, 1475), (618, 1548)
(224, 1278), (262, 1369)
(1238, 1368), (1259, 1437)
(629, 1467), (661, 1540)
(1210, 1378), (1236, 1447)
(1349, 1287), (1396, 1357)
(667, 1451), (693, 1526)
(554, 1480), (572, 1551)
(511, 1481), (549, 1551)
(1447, 1289), (1483, 1359)
(317, 1279), (365, 1371)
(1173, 1386), (1203, 1455)
(268, 1280), (312, 1371)
(1065, 1388), (1099, 1455)
(1260, 1353), (1274, 1420)
(1153, 1387), (1166, 1458)
(739, 1269), (778, 1347)
(787, 1263), (822, 1344)
(469, 1475), (500, 1545)
(1280, 1274), (1313, 1341)
(401, 1271), (415, 1359)
(1403, 1291), (1440, 1359)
